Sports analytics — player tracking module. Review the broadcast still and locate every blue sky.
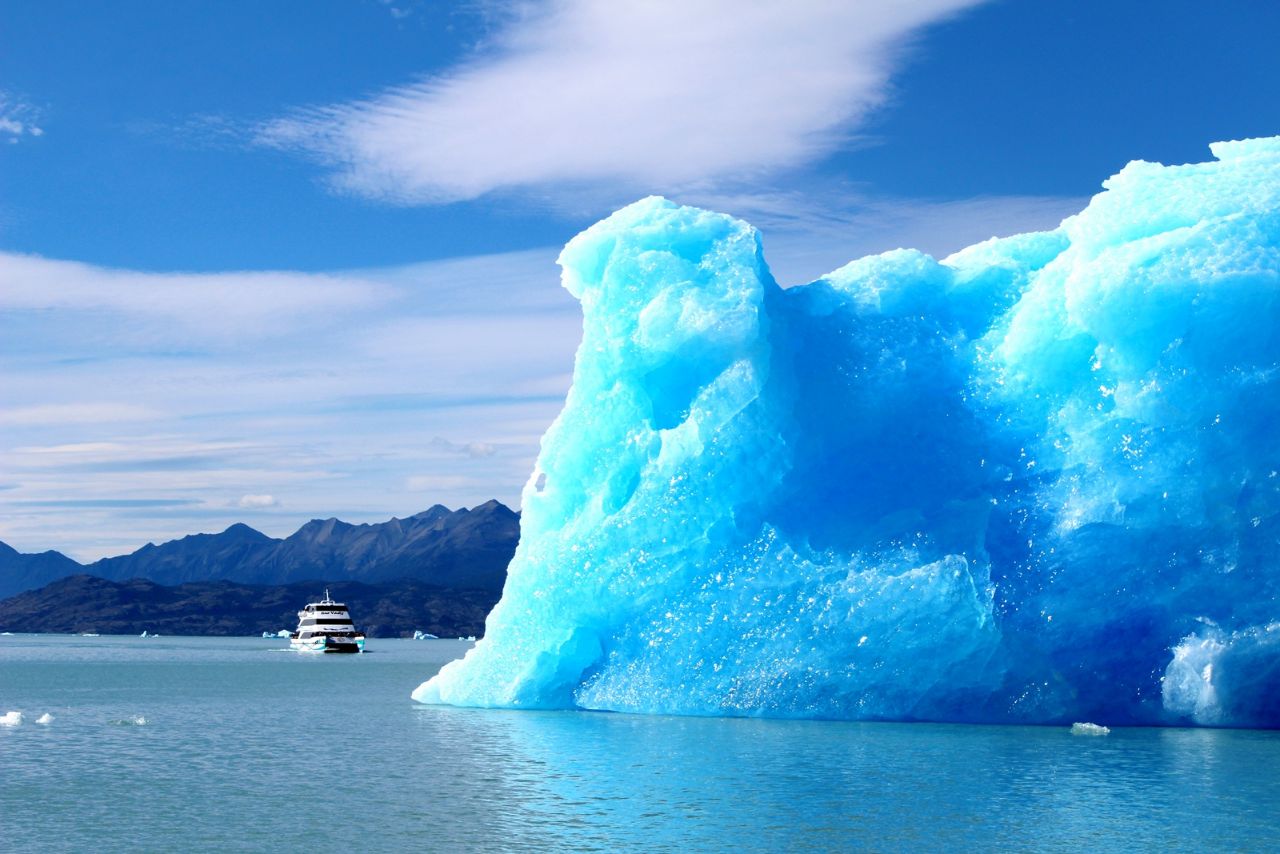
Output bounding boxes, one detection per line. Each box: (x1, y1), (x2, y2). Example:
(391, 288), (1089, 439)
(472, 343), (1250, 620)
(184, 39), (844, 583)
(2, 0), (1278, 559)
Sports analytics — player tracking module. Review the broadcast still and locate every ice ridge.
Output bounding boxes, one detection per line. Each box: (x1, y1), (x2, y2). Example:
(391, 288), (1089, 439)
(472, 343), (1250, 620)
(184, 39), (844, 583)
(414, 137), (1280, 726)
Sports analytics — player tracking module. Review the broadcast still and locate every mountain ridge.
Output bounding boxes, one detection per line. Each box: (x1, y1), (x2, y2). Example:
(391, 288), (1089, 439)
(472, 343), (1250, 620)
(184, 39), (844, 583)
(0, 500), (519, 600)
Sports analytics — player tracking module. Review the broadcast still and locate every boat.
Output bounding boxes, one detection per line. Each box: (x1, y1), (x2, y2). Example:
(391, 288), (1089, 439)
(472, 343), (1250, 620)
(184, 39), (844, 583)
(289, 590), (366, 653)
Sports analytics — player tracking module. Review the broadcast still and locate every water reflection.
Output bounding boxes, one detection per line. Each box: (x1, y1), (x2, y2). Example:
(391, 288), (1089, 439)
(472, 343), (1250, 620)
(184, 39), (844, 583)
(4, 637), (1277, 853)
(409, 707), (1280, 851)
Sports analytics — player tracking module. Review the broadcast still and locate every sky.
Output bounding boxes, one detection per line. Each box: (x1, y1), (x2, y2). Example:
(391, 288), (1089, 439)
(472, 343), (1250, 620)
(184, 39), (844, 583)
(2, 0), (1278, 560)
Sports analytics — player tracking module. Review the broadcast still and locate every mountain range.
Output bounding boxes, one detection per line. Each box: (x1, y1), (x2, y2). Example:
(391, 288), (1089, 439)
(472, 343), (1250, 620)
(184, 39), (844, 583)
(0, 500), (519, 601)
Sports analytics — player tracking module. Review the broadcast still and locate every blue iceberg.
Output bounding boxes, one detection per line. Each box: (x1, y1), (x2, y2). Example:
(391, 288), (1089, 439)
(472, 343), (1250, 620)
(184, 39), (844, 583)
(414, 138), (1280, 726)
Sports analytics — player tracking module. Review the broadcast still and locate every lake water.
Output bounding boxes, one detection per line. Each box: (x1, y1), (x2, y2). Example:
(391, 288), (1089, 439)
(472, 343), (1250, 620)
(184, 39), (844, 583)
(1, 635), (1278, 852)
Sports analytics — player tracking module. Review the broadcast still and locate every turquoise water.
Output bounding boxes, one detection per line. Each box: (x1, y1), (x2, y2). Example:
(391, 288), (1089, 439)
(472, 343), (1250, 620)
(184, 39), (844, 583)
(1, 635), (1278, 852)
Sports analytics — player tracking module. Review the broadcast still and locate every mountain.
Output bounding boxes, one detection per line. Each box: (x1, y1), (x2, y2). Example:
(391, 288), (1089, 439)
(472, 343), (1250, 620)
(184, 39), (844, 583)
(0, 501), (519, 600)
(0, 541), (83, 602)
(0, 574), (497, 638)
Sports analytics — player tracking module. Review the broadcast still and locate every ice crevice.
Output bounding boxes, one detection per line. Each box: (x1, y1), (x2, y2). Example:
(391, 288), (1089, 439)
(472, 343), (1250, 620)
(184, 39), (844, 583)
(414, 137), (1280, 726)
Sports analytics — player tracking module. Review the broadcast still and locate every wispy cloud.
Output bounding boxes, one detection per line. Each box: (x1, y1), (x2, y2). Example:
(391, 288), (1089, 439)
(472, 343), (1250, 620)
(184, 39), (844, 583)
(17, 498), (203, 509)
(0, 403), (164, 426)
(259, 0), (985, 204)
(0, 91), (44, 143)
(430, 436), (497, 459)
(0, 247), (578, 559)
(0, 252), (391, 342)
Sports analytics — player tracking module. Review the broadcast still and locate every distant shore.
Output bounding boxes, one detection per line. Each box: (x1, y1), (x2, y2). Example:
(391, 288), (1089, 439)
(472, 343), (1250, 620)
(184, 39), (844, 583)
(0, 575), (497, 639)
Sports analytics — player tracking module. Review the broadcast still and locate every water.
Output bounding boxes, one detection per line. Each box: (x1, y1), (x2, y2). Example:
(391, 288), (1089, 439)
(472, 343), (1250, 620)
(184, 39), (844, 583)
(2, 636), (1278, 852)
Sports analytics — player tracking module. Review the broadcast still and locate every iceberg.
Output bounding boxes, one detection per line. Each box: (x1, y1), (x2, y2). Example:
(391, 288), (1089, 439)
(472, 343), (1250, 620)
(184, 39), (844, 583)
(414, 138), (1280, 726)
(0, 711), (22, 727)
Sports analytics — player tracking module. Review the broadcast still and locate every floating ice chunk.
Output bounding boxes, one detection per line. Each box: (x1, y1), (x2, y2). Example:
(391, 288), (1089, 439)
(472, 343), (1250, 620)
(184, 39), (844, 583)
(413, 631), (438, 640)
(415, 138), (1280, 725)
(1070, 722), (1110, 736)
(35, 713), (53, 725)
(0, 711), (22, 726)
(111, 715), (148, 726)
(276, 629), (291, 638)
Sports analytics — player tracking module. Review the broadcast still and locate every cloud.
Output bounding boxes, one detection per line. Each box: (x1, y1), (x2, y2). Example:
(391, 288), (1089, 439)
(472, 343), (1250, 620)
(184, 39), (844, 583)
(18, 499), (203, 509)
(405, 474), (477, 492)
(0, 91), (43, 142)
(0, 247), (577, 558)
(0, 403), (164, 426)
(430, 436), (498, 458)
(238, 494), (280, 509)
(0, 252), (391, 343)
(259, 0), (985, 203)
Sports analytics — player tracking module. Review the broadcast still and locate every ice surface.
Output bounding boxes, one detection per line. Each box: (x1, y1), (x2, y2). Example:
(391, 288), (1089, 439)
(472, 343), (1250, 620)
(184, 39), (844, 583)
(0, 711), (23, 726)
(35, 713), (53, 725)
(1070, 722), (1110, 736)
(414, 138), (1280, 726)
(1163, 622), (1280, 727)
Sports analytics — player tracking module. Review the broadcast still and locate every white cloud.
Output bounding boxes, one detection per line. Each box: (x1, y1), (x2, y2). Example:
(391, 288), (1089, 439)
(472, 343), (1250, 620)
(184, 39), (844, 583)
(0, 247), (577, 558)
(430, 436), (498, 458)
(238, 494), (280, 509)
(405, 474), (476, 492)
(0, 403), (163, 426)
(259, 0), (985, 203)
(0, 91), (43, 142)
(0, 252), (391, 342)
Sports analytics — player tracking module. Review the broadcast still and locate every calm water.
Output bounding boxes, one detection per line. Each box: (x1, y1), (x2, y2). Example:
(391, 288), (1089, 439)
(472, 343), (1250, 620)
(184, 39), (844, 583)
(1, 635), (1278, 852)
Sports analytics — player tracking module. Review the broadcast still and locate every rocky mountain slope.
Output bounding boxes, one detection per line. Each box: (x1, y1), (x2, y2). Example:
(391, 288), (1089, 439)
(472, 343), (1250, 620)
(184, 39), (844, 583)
(0, 501), (518, 600)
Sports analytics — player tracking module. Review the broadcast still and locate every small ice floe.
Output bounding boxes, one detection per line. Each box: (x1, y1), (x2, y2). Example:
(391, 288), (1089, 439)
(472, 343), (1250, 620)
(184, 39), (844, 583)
(463, 635), (477, 642)
(262, 631), (273, 638)
(0, 711), (23, 727)
(276, 629), (291, 638)
(140, 630), (149, 638)
(111, 715), (148, 726)
(412, 630), (438, 640)
(1070, 721), (1110, 736)
(35, 713), (54, 725)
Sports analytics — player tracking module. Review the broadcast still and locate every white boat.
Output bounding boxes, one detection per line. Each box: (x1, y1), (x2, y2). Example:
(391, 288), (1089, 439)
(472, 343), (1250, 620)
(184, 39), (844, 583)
(289, 590), (366, 654)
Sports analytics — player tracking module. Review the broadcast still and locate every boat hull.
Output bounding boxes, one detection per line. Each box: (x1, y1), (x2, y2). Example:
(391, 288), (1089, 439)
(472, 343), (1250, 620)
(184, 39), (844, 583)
(289, 636), (365, 654)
